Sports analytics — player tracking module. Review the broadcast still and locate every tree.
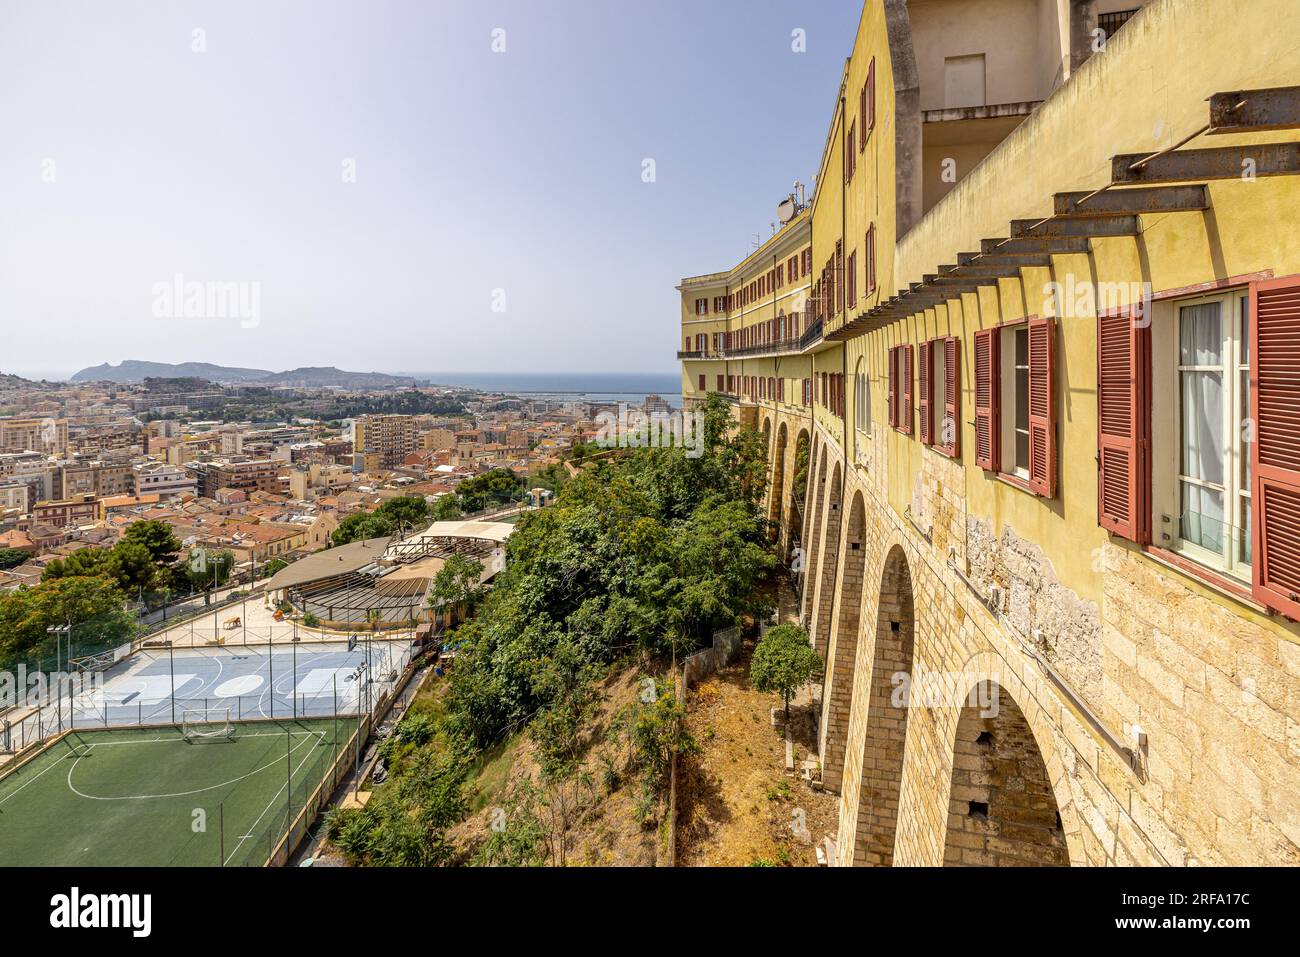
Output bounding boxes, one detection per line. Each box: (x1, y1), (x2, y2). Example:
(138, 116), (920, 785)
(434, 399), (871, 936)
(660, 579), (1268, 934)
(122, 520), (182, 567)
(331, 511), (395, 546)
(750, 623), (820, 724)
(430, 495), (462, 521)
(0, 575), (137, 670)
(455, 468), (523, 512)
(0, 548), (30, 570)
(427, 553), (484, 615)
(375, 495), (430, 534)
(42, 547), (116, 583)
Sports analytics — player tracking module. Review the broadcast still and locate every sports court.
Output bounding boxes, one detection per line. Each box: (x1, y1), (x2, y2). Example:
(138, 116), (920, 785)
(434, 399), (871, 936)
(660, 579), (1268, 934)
(0, 718), (356, 866)
(7, 638), (408, 741)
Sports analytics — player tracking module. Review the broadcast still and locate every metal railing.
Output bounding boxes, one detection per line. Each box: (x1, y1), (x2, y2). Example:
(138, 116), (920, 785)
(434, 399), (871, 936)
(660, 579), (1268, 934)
(799, 316), (825, 350)
(1098, 8), (1139, 40)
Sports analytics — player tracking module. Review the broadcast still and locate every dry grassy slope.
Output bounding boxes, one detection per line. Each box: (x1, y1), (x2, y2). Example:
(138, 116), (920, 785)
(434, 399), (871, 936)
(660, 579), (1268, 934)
(450, 663), (667, 866)
(676, 641), (838, 866)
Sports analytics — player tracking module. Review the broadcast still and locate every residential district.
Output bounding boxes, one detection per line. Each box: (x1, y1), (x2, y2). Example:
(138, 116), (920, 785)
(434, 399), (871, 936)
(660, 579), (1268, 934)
(0, 372), (665, 591)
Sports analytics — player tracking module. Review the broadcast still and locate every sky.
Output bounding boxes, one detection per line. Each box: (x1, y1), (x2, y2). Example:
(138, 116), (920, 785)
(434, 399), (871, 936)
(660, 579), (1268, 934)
(0, 0), (860, 380)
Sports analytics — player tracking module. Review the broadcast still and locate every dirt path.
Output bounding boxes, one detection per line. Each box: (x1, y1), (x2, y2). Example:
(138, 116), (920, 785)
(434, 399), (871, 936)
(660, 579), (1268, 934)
(676, 638), (837, 866)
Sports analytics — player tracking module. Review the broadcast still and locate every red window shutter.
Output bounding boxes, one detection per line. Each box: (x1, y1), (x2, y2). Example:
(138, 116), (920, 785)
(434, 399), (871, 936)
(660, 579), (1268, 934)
(866, 58), (876, 133)
(974, 328), (1000, 471)
(698, 374), (705, 391)
(1027, 317), (1056, 496)
(918, 340), (933, 444)
(901, 344), (914, 434)
(859, 83), (866, 148)
(1251, 276), (1300, 618)
(1097, 307), (1149, 541)
(866, 225), (876, 294)
(944, 336), (961, 457)
(888, 347), (898, 427)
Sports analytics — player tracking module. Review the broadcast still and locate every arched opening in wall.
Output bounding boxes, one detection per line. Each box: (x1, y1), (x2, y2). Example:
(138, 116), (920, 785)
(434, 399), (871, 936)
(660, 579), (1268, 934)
(786, 429), (811, 564)
(801, 445), (829, 627)
(819, 490), (866, 793)
(850, 545), (914, 866)
(942, 682), (1069, 867)
(768, 422), (788, 543)
(809, 461), (843, 659)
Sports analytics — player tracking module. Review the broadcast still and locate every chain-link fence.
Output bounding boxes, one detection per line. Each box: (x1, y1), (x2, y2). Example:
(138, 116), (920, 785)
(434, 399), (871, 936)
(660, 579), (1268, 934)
(1, 637), (415, 757)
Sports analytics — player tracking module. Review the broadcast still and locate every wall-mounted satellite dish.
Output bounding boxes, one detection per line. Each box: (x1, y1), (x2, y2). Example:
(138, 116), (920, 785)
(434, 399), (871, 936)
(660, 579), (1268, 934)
(777, 196), (796, 224)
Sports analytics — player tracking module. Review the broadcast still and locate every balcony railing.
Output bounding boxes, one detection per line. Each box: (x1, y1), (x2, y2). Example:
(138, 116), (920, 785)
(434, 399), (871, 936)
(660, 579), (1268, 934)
(1098, 8), (1139, 40)
(799, 316), (824, 351)
(723, 337), (803, 358)
(676, 350), (705, 359)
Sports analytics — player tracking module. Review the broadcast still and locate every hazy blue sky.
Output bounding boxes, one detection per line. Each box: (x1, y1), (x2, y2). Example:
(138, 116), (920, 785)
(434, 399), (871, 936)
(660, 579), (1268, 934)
(0, 0), (859, 379)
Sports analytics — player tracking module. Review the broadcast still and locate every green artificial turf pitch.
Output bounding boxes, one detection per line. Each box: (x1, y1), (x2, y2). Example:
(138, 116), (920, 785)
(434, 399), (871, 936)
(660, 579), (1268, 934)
(0, 719), (354, 866)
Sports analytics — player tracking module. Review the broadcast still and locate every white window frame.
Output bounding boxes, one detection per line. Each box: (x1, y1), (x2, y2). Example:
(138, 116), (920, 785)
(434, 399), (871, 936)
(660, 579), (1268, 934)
(998, 324), (1030, 480)
(1159, 291), (1251, 580)
(855, 358), (872, 467)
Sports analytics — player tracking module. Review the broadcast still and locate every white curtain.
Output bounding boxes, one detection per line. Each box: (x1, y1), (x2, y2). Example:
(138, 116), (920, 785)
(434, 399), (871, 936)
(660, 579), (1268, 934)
(1179, 302), (1224, 552)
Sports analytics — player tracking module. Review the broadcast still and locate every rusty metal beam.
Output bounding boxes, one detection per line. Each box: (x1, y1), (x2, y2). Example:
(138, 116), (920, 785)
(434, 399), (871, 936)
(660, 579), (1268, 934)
(1209, 86), (1300, 134)
(979, 236), (1092, 256)
(1009, 215), (1138, 239)
(949, 256), (1054, 275)
(1055, 185), (1208, 217)
(959, 255), (1054, 272)
(1111, 143), (1300, 183)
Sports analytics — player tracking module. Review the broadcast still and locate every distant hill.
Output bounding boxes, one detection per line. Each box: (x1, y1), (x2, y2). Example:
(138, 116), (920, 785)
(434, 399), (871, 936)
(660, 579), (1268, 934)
(257, 367), (417, 389)
(0, 372), (40, 390)
(71, 361), (271, 384)
(71, 361), (419, 389)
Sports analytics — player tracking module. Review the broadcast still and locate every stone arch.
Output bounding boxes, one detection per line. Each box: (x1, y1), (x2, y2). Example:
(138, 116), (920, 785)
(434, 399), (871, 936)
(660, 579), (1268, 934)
(847, 544), (915, 865)
(767, 421), (788, 540)
(800, 444), (828, 626)
(819, 489), (867, 793)
(785, 428), (811, 564)
(808, 459), (843, 657)
(942, 681), (1070, 867)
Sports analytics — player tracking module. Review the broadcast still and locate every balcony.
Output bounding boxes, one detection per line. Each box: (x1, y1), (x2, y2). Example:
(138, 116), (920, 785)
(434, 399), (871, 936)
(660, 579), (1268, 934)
(676, 350), (705, 360)
(798, 316), (824, 351)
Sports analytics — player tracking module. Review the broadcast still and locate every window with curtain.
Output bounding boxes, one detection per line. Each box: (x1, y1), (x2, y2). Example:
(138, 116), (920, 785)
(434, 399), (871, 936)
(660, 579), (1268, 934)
(855, 366), (870, 437)
(1176, 293), (1251, 577)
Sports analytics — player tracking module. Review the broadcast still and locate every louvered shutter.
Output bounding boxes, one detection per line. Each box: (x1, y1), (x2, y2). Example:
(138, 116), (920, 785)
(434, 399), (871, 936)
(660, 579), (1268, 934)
(1097, 307), (1149, 540)
(888, 348), (898, 428)
(944, 336), (961, 457)
(1027, 317), (1055, 496)
(901, 344), (914, 434)
(918, 340), (933, 444)
(1251, 277), (1300, 618)
(974, 328), (1000, 471)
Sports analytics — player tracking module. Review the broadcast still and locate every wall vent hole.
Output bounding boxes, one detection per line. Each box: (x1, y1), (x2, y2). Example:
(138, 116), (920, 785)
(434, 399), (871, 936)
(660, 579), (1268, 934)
(890, 620), (900, 632)
(975, 731), (993, 746)
(968, 801), (989, 820)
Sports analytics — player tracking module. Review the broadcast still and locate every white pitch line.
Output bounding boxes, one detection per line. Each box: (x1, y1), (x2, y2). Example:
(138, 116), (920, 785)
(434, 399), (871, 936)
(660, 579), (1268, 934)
(65, 731), (324, 802)
(222, 731), (326, 865)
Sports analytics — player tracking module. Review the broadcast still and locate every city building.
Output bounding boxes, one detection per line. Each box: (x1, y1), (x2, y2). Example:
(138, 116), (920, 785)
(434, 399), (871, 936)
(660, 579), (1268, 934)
(187, 459), (284, 499)
(133, 462), (199, 500)
(354, 414), (418, 468)
(31, 493), (103, 528)
(678, 0), (1299, 867)
(0, 416), (67, 455)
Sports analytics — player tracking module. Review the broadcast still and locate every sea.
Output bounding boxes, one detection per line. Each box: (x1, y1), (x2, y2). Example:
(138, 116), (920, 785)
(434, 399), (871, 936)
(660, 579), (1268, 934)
(399, 371), (684, 409)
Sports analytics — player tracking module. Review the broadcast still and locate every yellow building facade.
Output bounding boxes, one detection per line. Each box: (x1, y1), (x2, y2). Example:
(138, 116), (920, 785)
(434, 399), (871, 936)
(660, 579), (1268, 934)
(678, 0), (1300, 866)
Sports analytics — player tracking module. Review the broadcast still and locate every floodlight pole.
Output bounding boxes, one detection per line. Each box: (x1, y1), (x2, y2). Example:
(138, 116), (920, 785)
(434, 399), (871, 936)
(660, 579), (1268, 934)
(168, 640), (176, 724)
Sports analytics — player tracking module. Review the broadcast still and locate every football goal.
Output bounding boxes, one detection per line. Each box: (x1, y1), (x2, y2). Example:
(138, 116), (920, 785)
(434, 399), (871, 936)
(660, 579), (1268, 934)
(181, 708), (236, 743)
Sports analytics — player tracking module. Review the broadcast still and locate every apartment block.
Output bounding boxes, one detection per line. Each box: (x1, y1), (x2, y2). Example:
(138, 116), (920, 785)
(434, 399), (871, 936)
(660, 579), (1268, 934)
(0, 416), (67, 455)
(354, 414), (417, 468)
